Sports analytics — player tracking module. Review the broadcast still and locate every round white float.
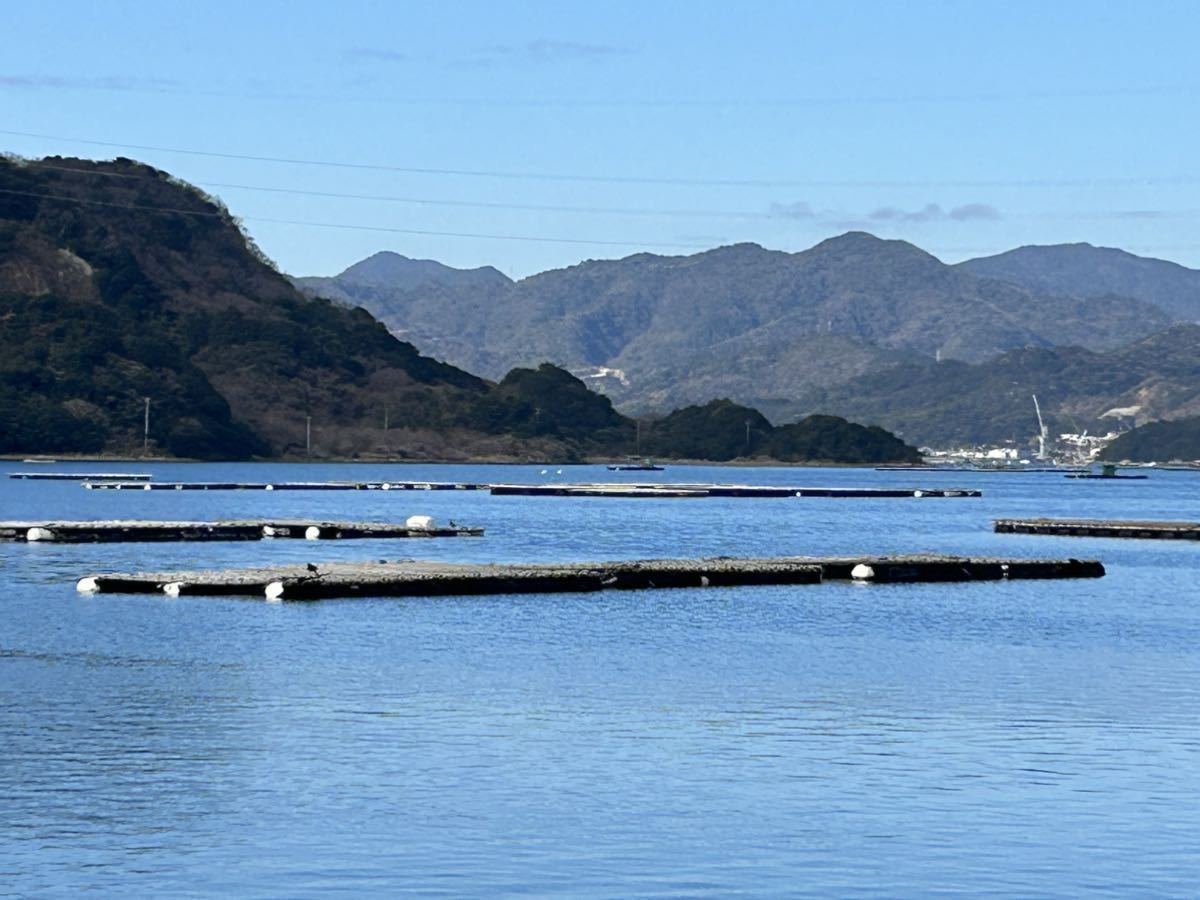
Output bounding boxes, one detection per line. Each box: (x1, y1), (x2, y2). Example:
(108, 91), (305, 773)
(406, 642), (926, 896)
(406, 514), (435, 530)
(163, 582), (184, 597)
(850, 564), (876, 581)
(305, 526), (322, 540)
(26, 527), (55, 542)
(265, 581), (286, 602)
(76, 576), (99, 593)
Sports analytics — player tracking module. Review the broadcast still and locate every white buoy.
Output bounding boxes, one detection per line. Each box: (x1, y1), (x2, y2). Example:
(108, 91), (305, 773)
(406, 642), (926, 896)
(262, 525), (278, 538)
(174, 484), (182, 490)
(76, 576), (99, 593)
(913, 490), (924, 498)
(265, 484), (274, 491)
(163, 582), (184, 597)
(304, 526), (322, 540)
(143, 484), (151, 490)
(850, 564), (876, 581)
(265, 581), (286, 602)
(540, 469), (548, 475)
(405, 514), (435, 529)
(382, 483), (391, 491)
(26, 527), (55, 542)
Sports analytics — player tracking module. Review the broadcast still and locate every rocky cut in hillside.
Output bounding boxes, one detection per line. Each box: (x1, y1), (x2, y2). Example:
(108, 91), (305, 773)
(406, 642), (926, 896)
(0, 155), (625, 459)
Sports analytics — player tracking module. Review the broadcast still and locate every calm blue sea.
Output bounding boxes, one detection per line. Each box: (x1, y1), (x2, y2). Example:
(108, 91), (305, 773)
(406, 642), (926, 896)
(2, 462), (1198, 897)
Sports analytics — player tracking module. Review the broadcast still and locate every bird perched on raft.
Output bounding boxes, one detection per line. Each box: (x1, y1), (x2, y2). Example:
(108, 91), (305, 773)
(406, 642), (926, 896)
(306, 563), (319, 574)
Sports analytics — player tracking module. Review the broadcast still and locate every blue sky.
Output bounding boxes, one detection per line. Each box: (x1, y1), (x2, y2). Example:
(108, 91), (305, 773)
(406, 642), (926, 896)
(3, 0), (1199, 277)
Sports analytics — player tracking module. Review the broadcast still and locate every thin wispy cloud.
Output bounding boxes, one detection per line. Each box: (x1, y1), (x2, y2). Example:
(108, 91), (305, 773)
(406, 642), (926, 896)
(0, 74), (179, 91)
(769, 200), (1001, 226)
(1111, 209), (1168, 220)
(870, 203), (1001, 223)
(458, 39), (634, 67)
(871, 203), (943, 222)
(343, 47), (409, 63)
(768, 201), (815, 220)
(948, 203), (1001, 221)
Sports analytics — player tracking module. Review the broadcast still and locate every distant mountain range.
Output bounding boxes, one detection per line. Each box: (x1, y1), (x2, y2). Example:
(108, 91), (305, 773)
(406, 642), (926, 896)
(296, 235), (1199, 444)
(297, 251), (511, 303)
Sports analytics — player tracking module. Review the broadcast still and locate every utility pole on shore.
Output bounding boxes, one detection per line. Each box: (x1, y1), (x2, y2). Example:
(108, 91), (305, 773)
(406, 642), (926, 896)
(143, 397), (150, 455)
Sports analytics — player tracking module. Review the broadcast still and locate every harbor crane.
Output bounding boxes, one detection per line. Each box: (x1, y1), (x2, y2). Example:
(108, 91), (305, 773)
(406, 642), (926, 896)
(1032, 394), (1049, 460)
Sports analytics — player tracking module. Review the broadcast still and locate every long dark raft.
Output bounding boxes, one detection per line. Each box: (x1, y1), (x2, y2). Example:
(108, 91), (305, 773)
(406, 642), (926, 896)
(76, 554), (1105, 600)
(83, 480), (485, 491)
(995, 518), (1200, 541)
(0, 519), (483, 543)
(78, 480), (979, 499)
(488, 484), (981, 499)
(10, 472), (152, 481)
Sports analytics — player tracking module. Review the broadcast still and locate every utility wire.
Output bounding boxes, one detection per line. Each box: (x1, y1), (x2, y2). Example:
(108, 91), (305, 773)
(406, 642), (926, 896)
(16, 160), (773, 221)
(4, 128), (1198, 189)
(0, 186), (711, 249)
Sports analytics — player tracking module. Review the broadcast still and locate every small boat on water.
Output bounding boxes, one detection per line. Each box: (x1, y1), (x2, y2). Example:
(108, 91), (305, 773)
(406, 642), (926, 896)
(1066, 464), (1148, 480)
(607, 459), (665, 472)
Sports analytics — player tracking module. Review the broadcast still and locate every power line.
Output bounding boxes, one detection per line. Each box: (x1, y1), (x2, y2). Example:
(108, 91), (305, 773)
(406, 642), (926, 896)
(17, 160), (772, 221)
(5, 128), (1199, 189)
(0, 186), (711, 249)
(23, 161), (1200, 230)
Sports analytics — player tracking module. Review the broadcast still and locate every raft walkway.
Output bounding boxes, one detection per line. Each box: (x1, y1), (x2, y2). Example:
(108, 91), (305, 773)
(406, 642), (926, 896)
(10, 472), (152, 481)
(79, 479), (980, 499)
(76, 554), (1104, 600)
(82, 480), (484, 491)
(0, 519), (483, 543)
(490, 483), (978, 498)
(995, 518), (1200, 541)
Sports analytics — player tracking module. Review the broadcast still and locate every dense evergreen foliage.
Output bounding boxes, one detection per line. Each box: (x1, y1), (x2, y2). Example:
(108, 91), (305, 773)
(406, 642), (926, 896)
(640, 400), (772, 461)
(486, 364), (633, 448)
(764, 415), (923, 464)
